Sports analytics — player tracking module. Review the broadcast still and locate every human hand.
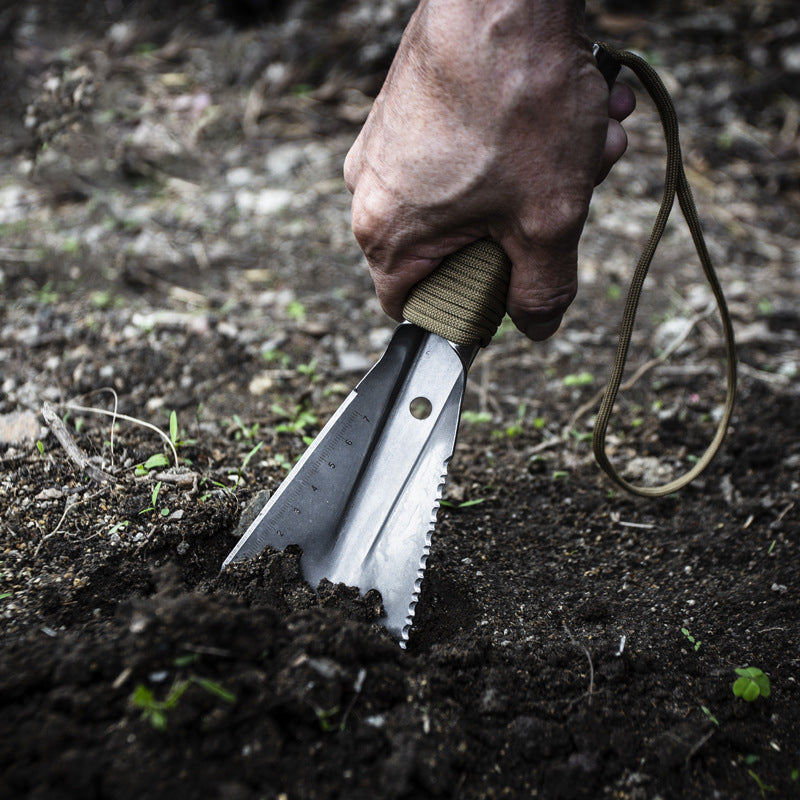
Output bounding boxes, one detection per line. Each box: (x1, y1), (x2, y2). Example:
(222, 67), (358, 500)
(344, 0), (635, 341)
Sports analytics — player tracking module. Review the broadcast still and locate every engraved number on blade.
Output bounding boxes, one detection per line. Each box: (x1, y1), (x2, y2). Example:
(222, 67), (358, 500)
(260, 404), (372, 547)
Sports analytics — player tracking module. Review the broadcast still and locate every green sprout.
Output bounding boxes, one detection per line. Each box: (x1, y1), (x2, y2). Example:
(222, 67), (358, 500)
(131, 676), (236, 731)
(139, 481), (169, 517)
(108, 520), (130, 537)
(681, 627), (701, 652)
(440, 497), (485, 509)
(461, 410), (492, 425)
(733, 667), (771, 702)
(315, 705), (342, 733)
(700, 705), (719, 726)
(562, 371), (594, 387)
(133, 411), (191, 475)
(272, 403), (318, 435)
(169, 410), (178, 445)
(166, 410), (195, 448)
(492, 404), (526, 438)
(748, 766), (776, 799)
(231, 414), (259, 440)
(296, 359), (318, 381)
(286, 299), (306, 321)
(229, 440), (264, 488)
(135, 453), (170, 475)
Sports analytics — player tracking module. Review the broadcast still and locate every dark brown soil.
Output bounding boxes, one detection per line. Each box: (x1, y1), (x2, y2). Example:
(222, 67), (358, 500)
(2, 2), (799, 799)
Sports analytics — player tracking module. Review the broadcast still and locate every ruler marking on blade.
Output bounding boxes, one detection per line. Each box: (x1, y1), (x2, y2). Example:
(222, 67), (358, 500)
(233, 403), (376, 564)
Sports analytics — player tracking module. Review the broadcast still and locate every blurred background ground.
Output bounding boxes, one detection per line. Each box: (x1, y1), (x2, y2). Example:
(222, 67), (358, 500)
(1, 2), (799, 799)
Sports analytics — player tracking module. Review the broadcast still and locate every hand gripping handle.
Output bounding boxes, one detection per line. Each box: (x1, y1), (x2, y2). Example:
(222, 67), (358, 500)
(401, 45), (621, 348)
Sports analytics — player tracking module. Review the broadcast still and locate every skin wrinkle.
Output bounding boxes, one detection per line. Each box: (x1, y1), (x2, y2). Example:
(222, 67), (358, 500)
(344, 0), (634, 334)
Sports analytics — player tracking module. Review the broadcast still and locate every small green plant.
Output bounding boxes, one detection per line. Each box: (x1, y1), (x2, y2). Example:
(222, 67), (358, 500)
(135, 453), (170, 475)
(700, 705), (719, 726)
(262, 347), (291, 367)
(131, 682), (186, 731)
(231, 413), (259, 440)
(461, 410), (492, 425)
(229, 440), (264, 488)
(286, 299), (306, 321)
(296, 359), (318, 381)
(757, 297), (773, 316)
(315, 705), (342, 733)
(90, 289), (114, 309)
(562, 371), (594, 387)
(733, 667), (771, 702)
(440, 497), (485, 509)
(681, 627), (701, 652)
(34, 281), (59, 305)
(272, 403), (318, 435)
(166, 409), (195, 448)
(748, 767), (776, 799)
(108, 520), (130, 537)
(169, 410), (179, 445)
(62, 235), (81, 255)
(132, 410), (192, 475)
(139, 481), (169, 517)
(0, 592), (12, 601)
(552, 470), (570, 481)
(273, 451), (293, 472)
(131, 675), (236, 731)
(36, 440), (45, 456)
(492, 404), (526, 439)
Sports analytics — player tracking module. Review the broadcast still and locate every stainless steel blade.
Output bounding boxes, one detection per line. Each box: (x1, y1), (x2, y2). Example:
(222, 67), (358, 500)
(222, 322), (476, 644)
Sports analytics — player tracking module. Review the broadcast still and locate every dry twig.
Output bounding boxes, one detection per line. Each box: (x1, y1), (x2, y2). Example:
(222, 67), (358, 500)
(41, 401), (115, 483)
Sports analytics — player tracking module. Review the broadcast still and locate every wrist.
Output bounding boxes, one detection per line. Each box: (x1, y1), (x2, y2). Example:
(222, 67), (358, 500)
(414, 0), (591, 81)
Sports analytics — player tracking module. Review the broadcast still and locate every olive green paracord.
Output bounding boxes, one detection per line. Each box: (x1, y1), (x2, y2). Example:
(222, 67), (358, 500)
(591, 45), (737, 497)
(404, 237), (511, 347)
(402, 45), (737, 497)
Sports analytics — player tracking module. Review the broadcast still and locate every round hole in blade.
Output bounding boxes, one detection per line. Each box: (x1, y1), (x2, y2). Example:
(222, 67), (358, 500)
(409, 396), (432, 420)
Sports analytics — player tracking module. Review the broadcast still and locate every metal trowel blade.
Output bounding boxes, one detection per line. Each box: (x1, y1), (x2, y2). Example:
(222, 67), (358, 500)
(222, 322), (475, 644)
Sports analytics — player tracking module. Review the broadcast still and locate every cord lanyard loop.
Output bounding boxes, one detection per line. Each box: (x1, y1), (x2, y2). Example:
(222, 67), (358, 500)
(592, 44), (737, 497)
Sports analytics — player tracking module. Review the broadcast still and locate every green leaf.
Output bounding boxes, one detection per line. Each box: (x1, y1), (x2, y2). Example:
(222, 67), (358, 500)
(562, 371), (594, 387)
(131, 684), (155, 708)
(174, 654), (200, 668)
(240, 441), (264, 472)
(733, 667), (770, 701)
(141, 453), (170, 471)
(461, 410), (492, 425)
(458, 498), (485, 508)
(169, 410), (178, 444)
(193, 677), (237, 704)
